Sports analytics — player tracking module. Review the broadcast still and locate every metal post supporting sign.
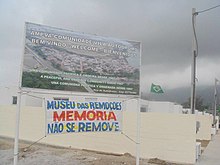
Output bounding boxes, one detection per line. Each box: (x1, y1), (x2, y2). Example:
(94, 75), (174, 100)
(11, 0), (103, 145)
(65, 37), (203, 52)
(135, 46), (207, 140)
(14, 90), (22, 165)
(136, 98), (141, 165)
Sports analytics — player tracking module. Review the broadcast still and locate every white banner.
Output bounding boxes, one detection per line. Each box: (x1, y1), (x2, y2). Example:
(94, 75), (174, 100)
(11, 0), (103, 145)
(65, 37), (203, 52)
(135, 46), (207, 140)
(45, 98), (123, 134)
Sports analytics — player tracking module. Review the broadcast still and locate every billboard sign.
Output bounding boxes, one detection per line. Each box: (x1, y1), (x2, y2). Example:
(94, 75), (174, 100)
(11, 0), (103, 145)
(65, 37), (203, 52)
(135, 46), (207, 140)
(21, 22), (140, 95)
(46, 98), (123, 134)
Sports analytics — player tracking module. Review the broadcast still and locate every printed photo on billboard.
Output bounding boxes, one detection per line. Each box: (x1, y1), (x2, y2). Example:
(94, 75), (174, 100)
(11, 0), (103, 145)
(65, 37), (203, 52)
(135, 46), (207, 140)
(21, 22), (141, 95)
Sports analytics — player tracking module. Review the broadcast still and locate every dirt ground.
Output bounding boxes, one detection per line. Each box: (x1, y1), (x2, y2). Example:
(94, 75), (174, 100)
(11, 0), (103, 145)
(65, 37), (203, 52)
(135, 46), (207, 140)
(196, 140), (210, 148)
(196, 139), (210, 153)
(0, 137), (191, 165)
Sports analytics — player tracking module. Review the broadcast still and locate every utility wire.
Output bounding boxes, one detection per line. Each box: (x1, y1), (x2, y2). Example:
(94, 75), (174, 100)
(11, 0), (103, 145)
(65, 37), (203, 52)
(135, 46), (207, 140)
(14, 135), (46, 156)
(197, 4), (220, 14)
(121, 132), (138, 144)
(26, 93), (45, 100)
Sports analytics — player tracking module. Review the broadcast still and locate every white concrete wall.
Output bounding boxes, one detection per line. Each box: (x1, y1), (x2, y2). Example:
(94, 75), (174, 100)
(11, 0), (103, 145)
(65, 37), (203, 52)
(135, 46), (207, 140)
(173, 104), (183, 114)
(148, 101), (175, 113)
(124, 99), (149, 112)
(0, 86), (43, 107)
(0, 105), (196, 164)
(0, 87), (19, 105)
(0, 87), (186, 115)
(140, 113), (196, 164)
(182, 108), (191, 114)
(196, 114), (212, 140)
(124, 98), (138, 112)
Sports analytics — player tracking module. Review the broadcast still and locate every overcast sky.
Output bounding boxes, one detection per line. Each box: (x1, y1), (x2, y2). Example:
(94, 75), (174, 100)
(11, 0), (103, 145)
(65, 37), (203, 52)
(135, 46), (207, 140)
(0, 0), (220, 93)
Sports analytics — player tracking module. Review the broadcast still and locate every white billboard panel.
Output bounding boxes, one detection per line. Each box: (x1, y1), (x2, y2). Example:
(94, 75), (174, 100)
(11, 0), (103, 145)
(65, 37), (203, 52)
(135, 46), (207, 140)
(21, 22), (140, 96)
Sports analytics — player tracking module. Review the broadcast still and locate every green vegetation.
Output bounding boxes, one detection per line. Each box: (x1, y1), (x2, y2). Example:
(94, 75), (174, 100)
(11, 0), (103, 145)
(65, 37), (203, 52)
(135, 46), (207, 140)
(182, 96), (209, 112)
(51, 62), (61, 70)
(22, 71), (87, 92)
